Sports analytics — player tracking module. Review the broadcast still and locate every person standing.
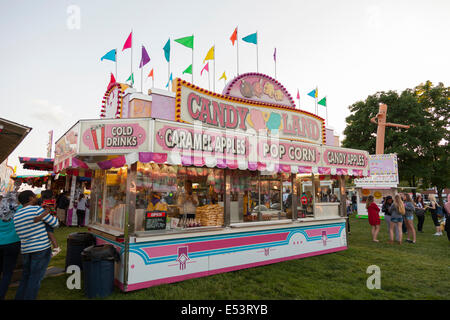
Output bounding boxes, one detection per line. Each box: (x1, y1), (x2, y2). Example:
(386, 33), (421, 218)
(444, 194), (450, 242)
(76, 194), (87, 227)
(382, 196), (398, 240)
(366, 195), (380, 242)
(56, 191), (69, 226)
(428, 194), (442, 236)
(414, 195), (426, 233)
(0, 192), (21, 300)
(13, 190), (59, 300)
(177, 180), (199, 222)
(388, 194), (405, 244)
(351, 193), (357, 214)
(404, 194), (416, 244)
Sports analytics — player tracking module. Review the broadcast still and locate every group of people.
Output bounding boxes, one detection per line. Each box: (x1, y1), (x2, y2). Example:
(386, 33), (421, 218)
(366, 193), (450, 244)
(0, 189), (87, 300)
(0, 190), (61, 300)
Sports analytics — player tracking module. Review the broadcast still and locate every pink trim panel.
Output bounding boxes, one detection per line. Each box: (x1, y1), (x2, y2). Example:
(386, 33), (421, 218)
(125, 246), (347, 292)
(142, 232), (290, 259)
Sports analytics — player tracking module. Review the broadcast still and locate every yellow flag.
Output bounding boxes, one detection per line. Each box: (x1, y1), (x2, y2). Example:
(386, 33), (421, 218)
(219, 71), (227, 81)
(203, 46), (214, 63)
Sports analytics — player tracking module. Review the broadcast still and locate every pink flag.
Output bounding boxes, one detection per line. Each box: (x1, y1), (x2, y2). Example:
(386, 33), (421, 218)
(296, 89), (300, 100)
(200, 62), (209, 76)
(122, 32), (132, 51)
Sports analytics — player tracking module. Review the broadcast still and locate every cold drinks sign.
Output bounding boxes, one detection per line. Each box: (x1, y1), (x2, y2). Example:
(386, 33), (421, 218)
(79, 120), (148, 154)
(175, 79), (325, 145)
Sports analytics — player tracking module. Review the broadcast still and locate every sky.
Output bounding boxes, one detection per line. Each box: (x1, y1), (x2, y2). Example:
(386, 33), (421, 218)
(1, 0), (449, 176)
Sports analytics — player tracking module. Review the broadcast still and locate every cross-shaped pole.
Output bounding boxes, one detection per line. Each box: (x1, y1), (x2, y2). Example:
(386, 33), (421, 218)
(370, 103), (410, 154)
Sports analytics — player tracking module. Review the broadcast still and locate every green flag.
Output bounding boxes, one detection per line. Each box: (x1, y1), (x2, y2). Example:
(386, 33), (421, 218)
(174, 35), (194, 49)
(182, 64), (192, 75)
(318, 97), (327, 107)
(127, 73), (134, 85)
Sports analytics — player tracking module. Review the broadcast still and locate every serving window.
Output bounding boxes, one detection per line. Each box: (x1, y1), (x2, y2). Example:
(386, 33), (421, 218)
(135, 163), (225, 233)
(89, 163), (344, 236)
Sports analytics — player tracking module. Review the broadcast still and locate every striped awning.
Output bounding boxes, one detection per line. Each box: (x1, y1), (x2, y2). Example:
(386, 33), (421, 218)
(53, 152), (369, 177)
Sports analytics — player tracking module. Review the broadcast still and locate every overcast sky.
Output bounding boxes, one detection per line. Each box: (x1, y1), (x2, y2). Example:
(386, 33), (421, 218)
(1, 0), (449, 175)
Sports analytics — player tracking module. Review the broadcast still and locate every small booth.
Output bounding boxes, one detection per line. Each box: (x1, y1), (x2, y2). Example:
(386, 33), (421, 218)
(353, 154), (398, 219)
(54, 74), (370, 292)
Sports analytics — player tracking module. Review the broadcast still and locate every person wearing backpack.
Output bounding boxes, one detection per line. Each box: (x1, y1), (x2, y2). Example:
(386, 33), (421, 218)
(428, 194), (442, 236)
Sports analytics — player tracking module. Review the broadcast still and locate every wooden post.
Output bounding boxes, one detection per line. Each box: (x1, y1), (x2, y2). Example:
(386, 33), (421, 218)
(370, 103), (410, 154)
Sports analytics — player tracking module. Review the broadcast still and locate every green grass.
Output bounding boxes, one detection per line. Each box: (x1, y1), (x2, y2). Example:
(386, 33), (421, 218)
(5, 214), (449, 300)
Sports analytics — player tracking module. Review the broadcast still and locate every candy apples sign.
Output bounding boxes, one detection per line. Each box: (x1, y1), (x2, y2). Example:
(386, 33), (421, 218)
(175, 78), (325, 145)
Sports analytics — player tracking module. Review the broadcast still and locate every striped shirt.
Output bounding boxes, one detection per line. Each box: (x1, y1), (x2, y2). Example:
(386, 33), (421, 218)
(14, 205), (59, 254)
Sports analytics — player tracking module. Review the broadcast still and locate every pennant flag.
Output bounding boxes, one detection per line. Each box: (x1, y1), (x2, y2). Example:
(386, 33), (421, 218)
(174, 35), (194, 49)
(230, 27), (237, 45)
(109, 73), (116, 86)
(307, 88), (317, 98)
(318, 97), (327, 107)
(139, 45), (150, 68)
(122, 32), (132, 51)
(273, 47), (276, 62)
(163, 39), (170, 62)
(201, 62), (209, 76)
(165, 73), (173, 88)
(219, 71), (227, 81)
(203, 46), (214, 63)
(182, 64), (193, 75)
(126, 73), (134, 85)
(296, 89), (300, 100)
(148, 68), (154, 79)
(242, 32), (257, 45)
(101, 49), (116, 62)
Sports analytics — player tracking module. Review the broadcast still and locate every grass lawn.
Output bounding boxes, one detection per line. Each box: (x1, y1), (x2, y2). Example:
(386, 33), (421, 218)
(5, 214), (449, 300)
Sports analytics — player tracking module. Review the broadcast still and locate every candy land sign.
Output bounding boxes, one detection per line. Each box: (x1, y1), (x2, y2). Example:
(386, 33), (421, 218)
(175, 78), (325, 145)
(79, 119), (148, 154)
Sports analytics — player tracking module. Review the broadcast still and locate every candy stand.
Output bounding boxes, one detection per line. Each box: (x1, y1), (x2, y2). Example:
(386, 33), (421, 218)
(353, 154), (398, 219)
(54, 73), (370, 292)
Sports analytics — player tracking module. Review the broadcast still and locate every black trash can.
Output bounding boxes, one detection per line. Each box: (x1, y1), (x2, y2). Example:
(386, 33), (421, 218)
(65, 232), (95, 271)
(81, 244), (120, 299)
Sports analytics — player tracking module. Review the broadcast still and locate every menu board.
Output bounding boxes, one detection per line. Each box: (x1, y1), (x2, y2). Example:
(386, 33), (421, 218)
(145, 211), (167, 231)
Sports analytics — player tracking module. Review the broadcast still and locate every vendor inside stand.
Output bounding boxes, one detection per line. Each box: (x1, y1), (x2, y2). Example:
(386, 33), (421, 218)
(177, 180), (198, 220)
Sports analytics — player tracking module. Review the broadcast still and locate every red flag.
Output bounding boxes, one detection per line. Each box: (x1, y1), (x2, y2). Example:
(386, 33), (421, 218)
(109, 73), (116, 85)
(230, 27), (237, 46)
(200, 62), (209, 76)
(122, 32), (132, 51)
(296, 89), (300, 100)
(148, 68), (154, 79)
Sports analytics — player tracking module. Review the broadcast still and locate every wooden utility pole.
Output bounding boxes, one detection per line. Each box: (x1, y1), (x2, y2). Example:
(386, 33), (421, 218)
(370, 103), (410, 154)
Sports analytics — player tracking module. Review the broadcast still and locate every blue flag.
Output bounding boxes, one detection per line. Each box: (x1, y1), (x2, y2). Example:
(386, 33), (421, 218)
(163, 39), (170, 63)
(165, 72), (173, 88)
(101, 49), (116, 62)
(242, 32), (257, 45)
(307, 89), (317, 98)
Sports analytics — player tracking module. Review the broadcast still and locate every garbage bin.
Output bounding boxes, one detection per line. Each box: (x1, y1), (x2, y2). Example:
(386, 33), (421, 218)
(81, 244), (120, 298)
(65, 232), (95, 271)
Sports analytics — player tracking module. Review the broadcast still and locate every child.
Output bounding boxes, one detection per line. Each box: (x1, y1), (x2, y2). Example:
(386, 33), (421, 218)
(34, 190), (61, 257)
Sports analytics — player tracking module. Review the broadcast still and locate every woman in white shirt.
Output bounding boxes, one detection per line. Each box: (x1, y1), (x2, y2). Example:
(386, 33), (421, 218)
(76, 194), (87, 227)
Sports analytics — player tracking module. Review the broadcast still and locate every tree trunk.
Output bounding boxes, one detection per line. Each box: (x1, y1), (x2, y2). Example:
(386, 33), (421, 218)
(411, 175), (417, 200)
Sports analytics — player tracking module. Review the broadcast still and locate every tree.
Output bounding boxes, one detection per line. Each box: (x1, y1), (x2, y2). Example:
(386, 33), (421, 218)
(414, 81), (449, 204)
(342, 81), (449, 202)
